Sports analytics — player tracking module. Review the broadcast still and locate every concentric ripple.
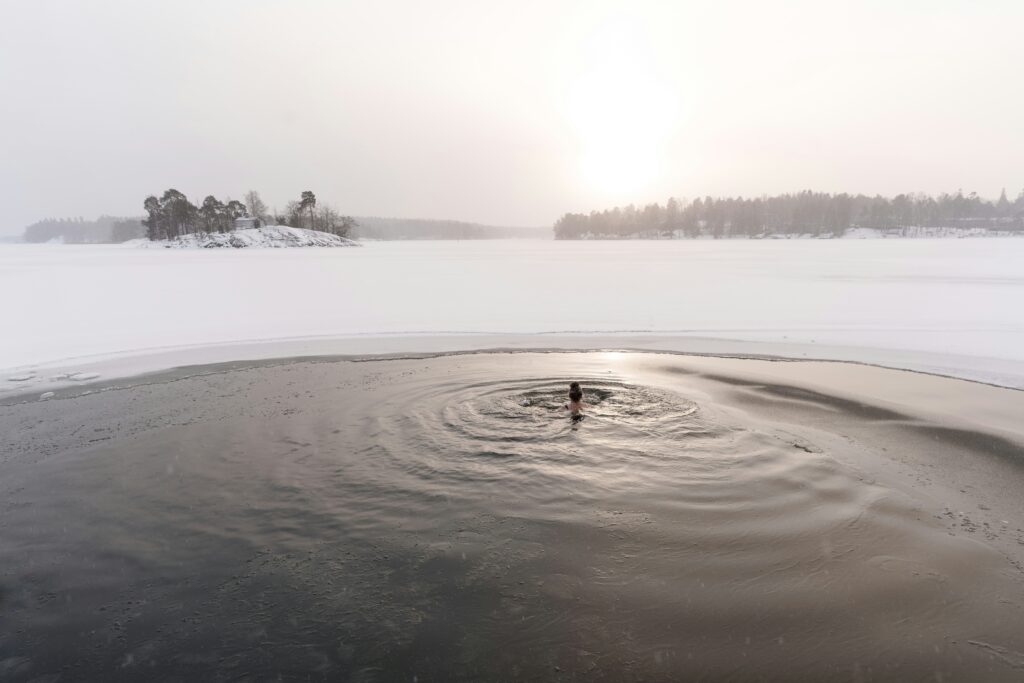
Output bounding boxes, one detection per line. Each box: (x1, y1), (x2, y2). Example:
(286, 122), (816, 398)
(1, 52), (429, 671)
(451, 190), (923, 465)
(435, 377), (701, 443)
(2, 354), (1024, 681)
(357, 374), (900, 555)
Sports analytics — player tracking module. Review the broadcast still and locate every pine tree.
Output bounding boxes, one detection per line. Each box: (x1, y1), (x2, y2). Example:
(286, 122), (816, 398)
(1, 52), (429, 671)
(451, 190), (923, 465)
(665, 197), (680, 237)
(200, 195), (225, 233)
(225, 200), (248, 232)
(160, 189), (196, 238)
(997, 188), (1011, 217)
(143, 195), (163, 240)
(300, 191), (317, 231)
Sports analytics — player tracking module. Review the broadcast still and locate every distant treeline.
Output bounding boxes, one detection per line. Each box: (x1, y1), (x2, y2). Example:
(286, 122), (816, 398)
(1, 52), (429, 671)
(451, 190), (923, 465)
(142, 189), (356, 240)
(554, 189), (1024, 239)
(24, 216), (144, 243)
(354, 216), (547, 240)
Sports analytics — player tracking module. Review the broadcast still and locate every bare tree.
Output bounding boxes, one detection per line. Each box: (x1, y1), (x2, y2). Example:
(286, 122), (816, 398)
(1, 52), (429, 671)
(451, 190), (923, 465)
(244, 190), (268, 224)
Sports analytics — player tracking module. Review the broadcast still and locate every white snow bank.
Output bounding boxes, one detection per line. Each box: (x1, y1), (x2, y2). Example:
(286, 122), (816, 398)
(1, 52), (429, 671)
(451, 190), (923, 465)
(840, 226), (1010, 239)
(128, 226), (359, 249)
(603, 228), (1022, 240)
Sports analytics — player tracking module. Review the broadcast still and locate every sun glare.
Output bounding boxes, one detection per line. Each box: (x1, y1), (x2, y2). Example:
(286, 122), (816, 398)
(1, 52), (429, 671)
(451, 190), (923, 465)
(565, 22), (678, 199)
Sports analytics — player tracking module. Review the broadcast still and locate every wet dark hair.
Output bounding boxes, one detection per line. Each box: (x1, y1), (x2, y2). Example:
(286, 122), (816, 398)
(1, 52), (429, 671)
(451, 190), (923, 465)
(568, 381), (583, 402)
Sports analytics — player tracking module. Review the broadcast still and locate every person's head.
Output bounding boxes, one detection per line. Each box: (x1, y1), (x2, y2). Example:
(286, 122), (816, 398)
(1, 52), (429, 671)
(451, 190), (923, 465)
(568, 381), (583, 403)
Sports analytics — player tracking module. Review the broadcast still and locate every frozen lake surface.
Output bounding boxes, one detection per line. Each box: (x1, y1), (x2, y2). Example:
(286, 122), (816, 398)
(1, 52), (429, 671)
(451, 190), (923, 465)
(2, 239), (1023, 391)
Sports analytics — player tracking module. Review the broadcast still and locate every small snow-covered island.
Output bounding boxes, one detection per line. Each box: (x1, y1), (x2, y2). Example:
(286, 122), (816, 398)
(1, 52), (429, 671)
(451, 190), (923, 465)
(137, 224), (358, 249)
(136, 188), (359, 248)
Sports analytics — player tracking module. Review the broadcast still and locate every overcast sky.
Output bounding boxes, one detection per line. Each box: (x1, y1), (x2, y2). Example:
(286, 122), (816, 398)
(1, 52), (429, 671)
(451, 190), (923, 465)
(1, 0), (1022, 234)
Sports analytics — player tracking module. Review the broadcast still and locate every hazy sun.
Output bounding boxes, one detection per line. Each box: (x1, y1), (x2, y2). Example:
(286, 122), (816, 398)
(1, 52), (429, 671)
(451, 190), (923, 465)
(565, 22), (678, 199)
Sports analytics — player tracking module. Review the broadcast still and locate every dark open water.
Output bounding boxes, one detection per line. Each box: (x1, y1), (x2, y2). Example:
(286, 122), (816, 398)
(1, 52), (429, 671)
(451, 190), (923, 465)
(2, 354), (1023, 681)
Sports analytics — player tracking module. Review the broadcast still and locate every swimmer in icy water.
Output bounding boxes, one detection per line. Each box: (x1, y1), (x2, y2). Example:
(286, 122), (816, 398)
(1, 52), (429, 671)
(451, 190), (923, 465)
(563, 381), (587, 423)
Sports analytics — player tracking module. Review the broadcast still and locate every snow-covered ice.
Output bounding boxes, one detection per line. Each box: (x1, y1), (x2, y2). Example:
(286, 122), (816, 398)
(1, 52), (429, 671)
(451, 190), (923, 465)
(67, 372), (101, 381)
(1, 239), (1022, 392)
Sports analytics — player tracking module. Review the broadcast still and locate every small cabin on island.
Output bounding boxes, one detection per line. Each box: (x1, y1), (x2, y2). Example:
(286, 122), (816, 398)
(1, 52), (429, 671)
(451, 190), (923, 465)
(233, 217), (261, 231)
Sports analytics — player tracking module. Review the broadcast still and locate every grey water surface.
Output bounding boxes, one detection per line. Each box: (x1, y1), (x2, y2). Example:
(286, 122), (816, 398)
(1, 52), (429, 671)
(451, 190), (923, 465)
(2, 353), (1023, 681)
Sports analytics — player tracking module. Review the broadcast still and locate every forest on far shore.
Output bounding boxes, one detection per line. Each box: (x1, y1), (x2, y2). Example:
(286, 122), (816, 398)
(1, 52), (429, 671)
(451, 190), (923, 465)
(554, 189), (1024, 239)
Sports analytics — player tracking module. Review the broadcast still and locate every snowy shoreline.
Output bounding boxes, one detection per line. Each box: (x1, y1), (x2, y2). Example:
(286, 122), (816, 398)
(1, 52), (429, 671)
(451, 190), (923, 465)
(562, 226), (1024, 240)
(3, 239), (1022, 396)
(3, 333), (1023, 404)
